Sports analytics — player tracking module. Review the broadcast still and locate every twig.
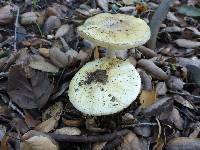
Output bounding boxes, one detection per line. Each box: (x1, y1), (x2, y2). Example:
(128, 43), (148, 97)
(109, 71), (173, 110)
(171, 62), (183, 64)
(122, 122), (157, 128)
(9, 101), (25, 118)
(48, 129), (129, 142)
(147, 0), (176, 49)
(14, 8), (20, 51)
(168, 90), (200, 99)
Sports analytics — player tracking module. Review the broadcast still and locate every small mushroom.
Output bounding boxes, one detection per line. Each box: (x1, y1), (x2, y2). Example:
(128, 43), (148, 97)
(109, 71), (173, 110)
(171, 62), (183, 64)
(68, 58), (141, 116)
(77, 13), (150, 57)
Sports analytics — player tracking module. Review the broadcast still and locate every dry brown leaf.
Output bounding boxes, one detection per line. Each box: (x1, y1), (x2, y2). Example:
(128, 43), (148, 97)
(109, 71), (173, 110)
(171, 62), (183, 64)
(20, 135), (59, 150)
(118, 131), (142, 150)
(42, 102), (63, 121)
(49, 47), (68, 68)
(0, 134), (9, 150)
(140, 89), (157, 108)
(29, 55), (59, 73)
(54, 127), (81, 135)
(20, 12), (44, 25)
(142, 97), (173, 116)
(55, 24), (70, 38)
(166, 76), (184, 90)
(175, 39), (200, 48)
(156, 82), (167, 96)
(92, 142), (107, 150)
(166, 137), (200, 150)
(34, 117), (59, 133)
(167, 12), (180, 22)
(138, 59), (168, 80)
(38, 48), (50, 58)
(8, 65), (53, 109)
(0, 4), (18, 25)
(173, 95), (194, 109)
(43, 16), (61, 34)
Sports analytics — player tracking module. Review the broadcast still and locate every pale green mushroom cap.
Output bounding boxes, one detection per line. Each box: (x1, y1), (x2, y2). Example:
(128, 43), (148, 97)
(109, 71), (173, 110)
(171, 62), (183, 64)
(77, 13), (151, 50)
(68, 58), (141, 116)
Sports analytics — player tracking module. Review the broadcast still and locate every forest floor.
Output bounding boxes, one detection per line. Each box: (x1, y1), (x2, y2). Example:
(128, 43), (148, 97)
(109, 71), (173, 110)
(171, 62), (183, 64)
(0, 0), (200, 150)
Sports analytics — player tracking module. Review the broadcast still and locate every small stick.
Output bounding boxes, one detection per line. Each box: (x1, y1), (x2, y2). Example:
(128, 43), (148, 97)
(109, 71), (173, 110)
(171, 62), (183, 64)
(14, 8), (20, 51)
(48, 129), (129, 142)
(147, 0), (176, 49)
(168, 90), (200, 99)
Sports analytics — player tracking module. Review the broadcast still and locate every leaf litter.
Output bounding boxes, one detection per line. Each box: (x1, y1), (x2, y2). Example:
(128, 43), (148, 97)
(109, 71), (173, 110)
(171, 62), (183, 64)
(0, 0), (200, 149)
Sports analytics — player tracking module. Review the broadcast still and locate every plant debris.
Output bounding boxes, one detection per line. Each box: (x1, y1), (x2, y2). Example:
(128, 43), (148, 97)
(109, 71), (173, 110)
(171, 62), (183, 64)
(0, 0), (200, 149)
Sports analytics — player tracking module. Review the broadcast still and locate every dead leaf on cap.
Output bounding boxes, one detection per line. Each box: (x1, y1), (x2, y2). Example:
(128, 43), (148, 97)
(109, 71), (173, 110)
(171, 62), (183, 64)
(20, 134), (59, 150)
(118, 131), (142, 150)
(165, 137), (200, 150)
(175, 39), (200, 48)
(139, 89), (157, 108)
(8, 65), (53, 109)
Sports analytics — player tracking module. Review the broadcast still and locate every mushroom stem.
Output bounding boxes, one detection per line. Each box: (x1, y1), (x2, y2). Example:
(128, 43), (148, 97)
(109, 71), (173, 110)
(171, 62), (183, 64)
(107, 50), (116, 58)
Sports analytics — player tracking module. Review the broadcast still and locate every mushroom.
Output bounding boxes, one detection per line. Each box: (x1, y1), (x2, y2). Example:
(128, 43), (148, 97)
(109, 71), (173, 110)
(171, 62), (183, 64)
(77, 13), (151, 57)
(68, 58), (141, 116)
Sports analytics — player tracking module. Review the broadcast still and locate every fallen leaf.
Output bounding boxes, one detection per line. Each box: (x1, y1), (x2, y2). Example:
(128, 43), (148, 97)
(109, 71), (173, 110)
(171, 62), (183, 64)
(177, 5), (200, 17)
(49, 47), (68, 68)
(20, 12), (44, 25)
(166, 137), (200, 150)
(55, 24), (70, 38)
(0, 133), (9, 150)
(142, 97), (173, 116)
(156, 82), (167, 96)
(175, 39), (200, 48)
(139, 90), (157, 108)
(42, 102), (63, 121)
(167, 12), (180, 22)
(38, 48), (50, 58)
(35, 117), (59, 133)
(92, 142), (107, 150)
(54, 127), (81, 135)
(118, 131), (142, 150)
(29, 55), (59, 73)
(20, 134), (59, 150)
(96, 0), (109, 11)
(43, 16), (61, 34)
(0, 4), (18, 25)
(186, 65), (200, 86)
(174, 95), (194, 109)
(186, 27), (200, 36)
(138, 59), (168, 80)
(8, 65), (53, 109)
(166, 76), (184, 91)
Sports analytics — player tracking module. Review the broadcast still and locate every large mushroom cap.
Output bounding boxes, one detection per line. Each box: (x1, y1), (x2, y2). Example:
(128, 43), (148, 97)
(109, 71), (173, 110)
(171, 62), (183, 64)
(68, 58), (141, 116)
(77, 13), (150, 50)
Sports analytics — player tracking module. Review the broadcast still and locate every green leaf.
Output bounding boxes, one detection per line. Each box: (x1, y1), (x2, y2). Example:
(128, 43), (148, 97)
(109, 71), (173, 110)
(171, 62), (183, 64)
(177, 5), (200, 17)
